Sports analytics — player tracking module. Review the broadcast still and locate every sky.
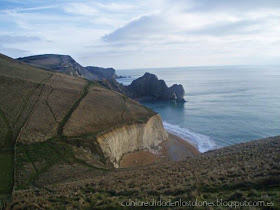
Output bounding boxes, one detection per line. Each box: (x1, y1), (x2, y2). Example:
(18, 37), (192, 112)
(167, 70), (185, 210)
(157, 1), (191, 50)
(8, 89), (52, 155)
(1, 0), (280, 69)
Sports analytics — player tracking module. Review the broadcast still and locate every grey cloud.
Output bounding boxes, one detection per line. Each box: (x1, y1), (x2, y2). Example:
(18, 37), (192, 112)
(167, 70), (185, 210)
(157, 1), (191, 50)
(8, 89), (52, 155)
(186, 0), (280, 12)
(102, 14), (269, 46)
(189, 19), (264, 36)
(0, 35), (41, 44)
(0, 45), (29, 58)
(0, 36), (35, 57)
(102, 15), (168, 42)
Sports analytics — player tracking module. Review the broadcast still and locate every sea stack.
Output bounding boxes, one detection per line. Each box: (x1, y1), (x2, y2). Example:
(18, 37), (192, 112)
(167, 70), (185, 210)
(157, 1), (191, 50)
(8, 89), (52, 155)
(128, 72), (186, 102)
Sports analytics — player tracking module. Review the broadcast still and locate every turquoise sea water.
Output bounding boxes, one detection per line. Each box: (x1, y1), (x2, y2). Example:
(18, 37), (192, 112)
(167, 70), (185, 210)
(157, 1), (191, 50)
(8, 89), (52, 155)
(116, 66), (280, 152)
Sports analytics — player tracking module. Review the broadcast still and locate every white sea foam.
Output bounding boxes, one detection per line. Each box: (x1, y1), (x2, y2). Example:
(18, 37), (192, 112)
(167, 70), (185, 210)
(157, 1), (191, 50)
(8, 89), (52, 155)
(163, 122), (219, 153)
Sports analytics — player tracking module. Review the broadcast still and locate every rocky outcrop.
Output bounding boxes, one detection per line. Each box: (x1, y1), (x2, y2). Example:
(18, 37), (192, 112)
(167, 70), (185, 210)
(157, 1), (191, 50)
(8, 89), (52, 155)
(96, 114), (168, 168)
(17, 54), (119, 81)
(85, 66), (117, 80)
(127, 73), (185, 102)
(17, 54), (99, 80)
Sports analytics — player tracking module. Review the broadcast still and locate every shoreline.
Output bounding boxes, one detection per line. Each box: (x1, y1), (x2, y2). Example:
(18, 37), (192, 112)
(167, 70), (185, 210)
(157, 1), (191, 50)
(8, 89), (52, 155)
(119, 132), (200, 168)
(164, 132), (200, 158)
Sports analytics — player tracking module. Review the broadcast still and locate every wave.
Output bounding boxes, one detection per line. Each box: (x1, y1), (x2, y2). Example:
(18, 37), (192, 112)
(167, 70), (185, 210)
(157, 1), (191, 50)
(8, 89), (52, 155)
(163, 122), (219, 153)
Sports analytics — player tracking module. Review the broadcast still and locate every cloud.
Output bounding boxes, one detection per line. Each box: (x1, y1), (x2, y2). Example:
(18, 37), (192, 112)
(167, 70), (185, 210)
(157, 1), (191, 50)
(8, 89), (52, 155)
(95, 2), (137, 11)
(1, 5), (60, 13)
(102, 15), (168, 42)
(1, 0), (280, 68)
(0, 45), (29, 58)
(0, 35), (41, 43)
(101, 1), (280, 46)
(0, 35), (41, 58)
(186, 0), (280, 12)
(189, 19), (264, 36)
(63, 3), (98, 16)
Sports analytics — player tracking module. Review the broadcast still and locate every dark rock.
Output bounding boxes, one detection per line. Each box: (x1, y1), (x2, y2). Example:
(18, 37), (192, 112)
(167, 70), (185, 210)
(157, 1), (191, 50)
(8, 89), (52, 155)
(127, 73), (185, 102)
(118, 75), (127, 79)
(17, 54), (120, 81)
(85, 66), (117, 80)
(167, 84), (185, 102)
(17, 54), (99, 80)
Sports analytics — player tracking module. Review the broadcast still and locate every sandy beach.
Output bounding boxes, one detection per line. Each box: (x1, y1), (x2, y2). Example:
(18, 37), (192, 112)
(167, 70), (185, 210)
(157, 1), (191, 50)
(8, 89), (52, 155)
(120, 132), (200, 168)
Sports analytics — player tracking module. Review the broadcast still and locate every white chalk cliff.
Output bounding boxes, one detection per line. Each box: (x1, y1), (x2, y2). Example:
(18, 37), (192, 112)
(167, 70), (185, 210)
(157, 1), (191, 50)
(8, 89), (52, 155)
(97, 114), (168, 168)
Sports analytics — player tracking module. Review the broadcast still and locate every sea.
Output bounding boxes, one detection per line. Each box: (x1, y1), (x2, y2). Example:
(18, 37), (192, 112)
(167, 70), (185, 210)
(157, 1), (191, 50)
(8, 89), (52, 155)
(116, 65), (280, 153)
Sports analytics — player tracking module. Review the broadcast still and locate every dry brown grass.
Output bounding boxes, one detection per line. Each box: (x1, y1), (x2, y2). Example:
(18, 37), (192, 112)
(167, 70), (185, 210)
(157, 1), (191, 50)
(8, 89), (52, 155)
(0, 76), (38, 127)
(0, 54), (51, 83)
(45, 74), (86, 122)
(17, 74), (86, 144)
(2, 54), (279, 209)
(63, 86), (154, 137)
(9, 136), (280, 209)
(17, 84), (58, 143)
(0, 54), (51, 200)
(1, 54), (157, 208)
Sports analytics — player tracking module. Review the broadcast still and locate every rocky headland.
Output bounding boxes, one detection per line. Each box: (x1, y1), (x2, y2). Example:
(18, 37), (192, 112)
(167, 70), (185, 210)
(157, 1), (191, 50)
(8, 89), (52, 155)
(17, 54), (98, 80)
(17, 54), (117, 81)
(17, 54), (186, 102)
(85, 66), (118, 80)
(0, 53), (170, 203)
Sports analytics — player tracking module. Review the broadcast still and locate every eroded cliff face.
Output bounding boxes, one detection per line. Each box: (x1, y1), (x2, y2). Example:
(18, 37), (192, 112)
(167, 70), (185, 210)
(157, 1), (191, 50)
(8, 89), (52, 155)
(96, 114), (168, 168)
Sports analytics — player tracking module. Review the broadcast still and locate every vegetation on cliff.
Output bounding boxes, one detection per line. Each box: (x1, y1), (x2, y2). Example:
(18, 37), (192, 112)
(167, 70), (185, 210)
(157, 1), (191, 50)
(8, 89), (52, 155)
(8, 136), (280, 209)
(0, 53), (162, 208)
(1, 53), (279, 209)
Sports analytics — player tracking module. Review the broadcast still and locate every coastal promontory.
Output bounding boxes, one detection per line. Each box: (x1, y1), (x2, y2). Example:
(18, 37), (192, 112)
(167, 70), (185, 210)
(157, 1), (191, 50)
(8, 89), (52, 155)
(17, 55), (186, 103)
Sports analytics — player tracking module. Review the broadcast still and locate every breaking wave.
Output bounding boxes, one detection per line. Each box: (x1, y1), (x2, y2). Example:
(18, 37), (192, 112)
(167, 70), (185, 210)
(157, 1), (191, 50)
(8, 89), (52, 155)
(163, 122), (219, 153)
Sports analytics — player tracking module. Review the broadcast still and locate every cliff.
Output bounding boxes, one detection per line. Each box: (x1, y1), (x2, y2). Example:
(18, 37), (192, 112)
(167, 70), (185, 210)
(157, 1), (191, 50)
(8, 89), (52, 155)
(0, 54), (169, 202)
(97, 114), (168, 167)
(9, 136), (280, 209)
(17, 54), (98, 80)
(127, 72), (186, 102)
(85, 66), (117, 80)
(17, 54), (117, 81)
(17, 55), (186, 102)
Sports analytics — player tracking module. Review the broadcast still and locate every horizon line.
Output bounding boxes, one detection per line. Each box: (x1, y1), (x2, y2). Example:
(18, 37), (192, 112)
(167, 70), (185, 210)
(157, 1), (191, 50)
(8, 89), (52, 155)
(117, 64), (280, 71)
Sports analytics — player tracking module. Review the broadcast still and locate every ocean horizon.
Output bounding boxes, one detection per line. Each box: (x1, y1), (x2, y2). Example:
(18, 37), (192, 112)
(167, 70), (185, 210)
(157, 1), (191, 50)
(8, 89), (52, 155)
(117, 65), (280, 152)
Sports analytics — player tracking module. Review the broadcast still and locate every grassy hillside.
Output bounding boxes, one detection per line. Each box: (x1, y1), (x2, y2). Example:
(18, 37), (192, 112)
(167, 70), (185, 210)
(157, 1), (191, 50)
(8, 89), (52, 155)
(1, 53), (279, 209)
(64, 86), (154, 137)
(8, 136), (280, 209)
(0, 54), (51, 203)
(0, 54), (155, 208)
